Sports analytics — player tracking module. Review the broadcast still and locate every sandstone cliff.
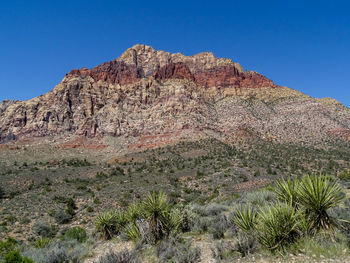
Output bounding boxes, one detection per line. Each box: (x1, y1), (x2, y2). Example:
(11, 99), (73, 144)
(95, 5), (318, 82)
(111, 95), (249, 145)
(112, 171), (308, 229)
(1, 44), (350, 147)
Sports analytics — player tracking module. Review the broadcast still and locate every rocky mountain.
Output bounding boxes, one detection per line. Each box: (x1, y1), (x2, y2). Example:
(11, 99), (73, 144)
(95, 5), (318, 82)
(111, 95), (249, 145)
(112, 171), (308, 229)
(1, 44), (350, 148)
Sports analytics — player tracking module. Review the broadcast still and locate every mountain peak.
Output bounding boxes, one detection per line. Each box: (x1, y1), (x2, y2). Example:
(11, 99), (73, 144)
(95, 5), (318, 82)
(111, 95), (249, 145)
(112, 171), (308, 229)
(65, 44), (274, 89)
(1, 45), (349, 145)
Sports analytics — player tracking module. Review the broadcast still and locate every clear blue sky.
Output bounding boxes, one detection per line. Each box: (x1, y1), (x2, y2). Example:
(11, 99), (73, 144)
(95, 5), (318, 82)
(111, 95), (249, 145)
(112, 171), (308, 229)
(1, 0), (349, 107)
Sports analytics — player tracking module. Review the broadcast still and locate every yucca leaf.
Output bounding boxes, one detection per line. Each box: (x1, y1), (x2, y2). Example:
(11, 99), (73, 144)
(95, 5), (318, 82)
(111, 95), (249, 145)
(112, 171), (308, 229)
(233, 205), (257, 233)
(297, 175), (344, 233)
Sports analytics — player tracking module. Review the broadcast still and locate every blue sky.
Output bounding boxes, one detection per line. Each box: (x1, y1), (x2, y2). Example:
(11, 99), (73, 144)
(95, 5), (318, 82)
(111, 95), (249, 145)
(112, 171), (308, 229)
(0, 0), (349, 107)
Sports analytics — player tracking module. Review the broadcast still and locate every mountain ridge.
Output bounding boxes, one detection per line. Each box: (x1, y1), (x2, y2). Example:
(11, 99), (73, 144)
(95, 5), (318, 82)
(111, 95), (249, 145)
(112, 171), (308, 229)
(0, 44), (349, 148)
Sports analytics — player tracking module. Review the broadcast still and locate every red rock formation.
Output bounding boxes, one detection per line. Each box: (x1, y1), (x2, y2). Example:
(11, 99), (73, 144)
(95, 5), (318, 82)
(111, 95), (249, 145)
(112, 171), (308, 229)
(194, 65), (241, 87)
(1, 44), (349, 145)
(153, 63), (194, 81)
(67, 61), (141, 85)
(66, 45), (278, 90)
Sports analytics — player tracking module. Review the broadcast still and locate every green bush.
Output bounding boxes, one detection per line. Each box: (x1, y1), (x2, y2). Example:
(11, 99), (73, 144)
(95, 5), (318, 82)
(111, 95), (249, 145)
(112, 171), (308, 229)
(66, 198), (77, 216)
(339, 170), (350, 181)
(94, 249), (140, 263)
(157, 236), (201, 263)
(234, 233), (257, 257)
(0, 237), (18, 258)
(23, 239), (88, 263)
(0, 186), (4, 199)
(32, 237), (51, 248)
(64, 227), (87, 243)
(210, 215), (228, 239)
(211, 240), (235, 261)
(53, 209), (72, 224)
(33, 222), (57, 238)
(3, 250), (34, 263)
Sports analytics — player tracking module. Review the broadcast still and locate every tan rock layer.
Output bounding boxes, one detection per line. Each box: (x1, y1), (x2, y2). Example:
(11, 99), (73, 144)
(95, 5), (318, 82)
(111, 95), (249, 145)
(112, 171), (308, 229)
(0, 44), (349, 146)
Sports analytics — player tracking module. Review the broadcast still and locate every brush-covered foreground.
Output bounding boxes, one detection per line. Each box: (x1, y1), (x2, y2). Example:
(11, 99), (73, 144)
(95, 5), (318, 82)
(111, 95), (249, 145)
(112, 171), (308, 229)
(2, 176), (350, 262)
(1, 138), (350, 262)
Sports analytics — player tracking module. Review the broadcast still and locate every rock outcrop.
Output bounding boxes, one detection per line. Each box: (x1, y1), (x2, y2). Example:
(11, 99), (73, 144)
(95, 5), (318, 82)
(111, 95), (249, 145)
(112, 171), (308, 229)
(1, 44), (349, 147)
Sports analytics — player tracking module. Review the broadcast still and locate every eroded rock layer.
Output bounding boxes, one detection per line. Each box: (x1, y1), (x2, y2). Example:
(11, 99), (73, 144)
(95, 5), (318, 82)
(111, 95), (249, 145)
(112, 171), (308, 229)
(1, 44), (349, 147)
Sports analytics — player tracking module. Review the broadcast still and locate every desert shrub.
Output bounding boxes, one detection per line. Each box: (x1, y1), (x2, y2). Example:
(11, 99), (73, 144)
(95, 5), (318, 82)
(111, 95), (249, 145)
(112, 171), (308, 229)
(205, 203), (228, 216)
(211, 240), (235, 261)
(233, 205), (257, 233)
(339, 169), (350, 181)
(329, 206), (350, 242)
(23, 239), (88, 263)
(33, 222), (57, 238)
(64, 158), (91, 167)
(66, 198), (77, 216)
(234, 233), (257, 257)
(94, 197), (102, 205)
(0, 237), (18, 258)
(245, 190), (275, 207)
(297, 175), (344, 233)
(53, 209), (72, 224)
(191, 203), (228, 217)
(32, 237), (51, 248)
(257, 203), (301, 252)
(109, 166), (125, 176)
(94, 249), (141, 263)
(3, 250), (34, 263)
(210, 214), (228, 239)
(157, 236), (201, 263)
(292, 233), (348, 259)
(0, 186), (4, 199)
(64, 227), (87, 243)
(191, 217), (211, 233)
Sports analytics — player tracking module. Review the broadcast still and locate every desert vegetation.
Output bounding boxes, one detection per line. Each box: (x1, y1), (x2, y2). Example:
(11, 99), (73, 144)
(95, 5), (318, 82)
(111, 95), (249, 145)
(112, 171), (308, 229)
(1, 139), (350, 262)
(1, 174), (350, 262)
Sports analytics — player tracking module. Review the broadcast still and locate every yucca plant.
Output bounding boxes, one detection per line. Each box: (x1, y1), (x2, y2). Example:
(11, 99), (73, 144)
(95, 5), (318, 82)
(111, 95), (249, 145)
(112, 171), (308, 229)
(272, 178), (299, 207)
(96, 211), (118, 240)
(125, 203), (144, 223)
(142, 191), (170, 243)
(124, 222), (142, 242)
(233, 205), (257, 233)
(116, 210), (129, 228)
(257, 203), (301, 252)
(166, 208), (183, 234)
(297, 175), (344, 233)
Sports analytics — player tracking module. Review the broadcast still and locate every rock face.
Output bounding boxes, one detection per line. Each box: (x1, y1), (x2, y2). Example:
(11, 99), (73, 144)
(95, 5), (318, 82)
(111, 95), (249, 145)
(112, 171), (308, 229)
(1, 44), (350, 147)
